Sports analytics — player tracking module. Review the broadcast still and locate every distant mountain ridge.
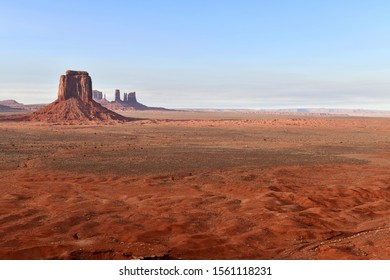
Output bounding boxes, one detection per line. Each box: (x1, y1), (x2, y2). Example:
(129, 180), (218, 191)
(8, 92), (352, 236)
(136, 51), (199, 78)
(0, 100), (45, 111)
(0, 103), (22, 112)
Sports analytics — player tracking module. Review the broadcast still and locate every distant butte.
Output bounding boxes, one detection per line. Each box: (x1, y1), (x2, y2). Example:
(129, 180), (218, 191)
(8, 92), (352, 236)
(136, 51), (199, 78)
(93, 89), (171, 111)
(28, 70), (134, 122)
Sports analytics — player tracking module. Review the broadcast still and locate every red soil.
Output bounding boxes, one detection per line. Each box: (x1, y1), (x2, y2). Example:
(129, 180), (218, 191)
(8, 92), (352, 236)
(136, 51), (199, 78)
(0, 114), (389, 259)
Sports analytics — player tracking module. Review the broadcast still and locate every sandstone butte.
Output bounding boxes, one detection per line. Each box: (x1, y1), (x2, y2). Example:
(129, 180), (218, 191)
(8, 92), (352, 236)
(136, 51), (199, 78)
(29, 70), (131, 122)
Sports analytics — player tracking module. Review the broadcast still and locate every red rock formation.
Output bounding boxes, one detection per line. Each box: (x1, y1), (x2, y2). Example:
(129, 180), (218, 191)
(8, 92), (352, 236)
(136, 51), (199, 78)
(93, 90), (170, 111)
(115, 89), (121, 102)
(29, 70), (132, 122)
(93, 90), (103, 100)
(127, 92), (137, 103)
(58, 71), (92, 103)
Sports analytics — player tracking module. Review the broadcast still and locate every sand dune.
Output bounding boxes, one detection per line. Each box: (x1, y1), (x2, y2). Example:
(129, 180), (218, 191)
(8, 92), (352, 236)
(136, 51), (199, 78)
(0, 113), (389, 259)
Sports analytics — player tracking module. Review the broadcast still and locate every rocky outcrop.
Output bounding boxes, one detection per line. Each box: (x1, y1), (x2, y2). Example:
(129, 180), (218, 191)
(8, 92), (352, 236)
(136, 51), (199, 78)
(115, 91), (137, 104)
(94, 90), (171, 111)
(127, 92), (137, 103)
(93, 90), (103, 100)
(29, 70), (133, 122)
(58, 71), (92, 103)
(115, 89), (121, 102)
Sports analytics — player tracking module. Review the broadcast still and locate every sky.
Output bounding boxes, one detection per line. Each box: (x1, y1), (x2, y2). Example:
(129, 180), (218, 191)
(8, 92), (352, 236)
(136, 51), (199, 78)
(0, 0), (390, 110)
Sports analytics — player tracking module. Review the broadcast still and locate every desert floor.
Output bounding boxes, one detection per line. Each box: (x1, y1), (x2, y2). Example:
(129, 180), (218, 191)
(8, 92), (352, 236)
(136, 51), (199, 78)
(0, 111), (389, 259)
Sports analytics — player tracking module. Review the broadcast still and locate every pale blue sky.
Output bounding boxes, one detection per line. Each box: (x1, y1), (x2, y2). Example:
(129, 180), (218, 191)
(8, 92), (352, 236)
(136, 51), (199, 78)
(1, 0), (389, 109)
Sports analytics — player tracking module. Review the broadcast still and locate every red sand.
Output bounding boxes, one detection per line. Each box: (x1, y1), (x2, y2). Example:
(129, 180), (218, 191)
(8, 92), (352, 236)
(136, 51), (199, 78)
(0, 113), (389, 259)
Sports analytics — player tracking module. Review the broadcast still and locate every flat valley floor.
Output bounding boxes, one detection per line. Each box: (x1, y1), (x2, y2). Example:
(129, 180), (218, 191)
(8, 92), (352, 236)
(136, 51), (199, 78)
(0, 111), (389, 259)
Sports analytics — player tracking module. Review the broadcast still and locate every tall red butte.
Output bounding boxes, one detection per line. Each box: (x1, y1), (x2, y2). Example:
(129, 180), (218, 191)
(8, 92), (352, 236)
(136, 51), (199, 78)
(58, 70), (93, 103)
(30, 70), (130, 122)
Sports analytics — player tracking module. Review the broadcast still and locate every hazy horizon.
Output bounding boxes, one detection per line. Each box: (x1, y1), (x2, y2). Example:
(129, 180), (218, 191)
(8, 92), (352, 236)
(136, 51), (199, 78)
(1, 1), (390, 110)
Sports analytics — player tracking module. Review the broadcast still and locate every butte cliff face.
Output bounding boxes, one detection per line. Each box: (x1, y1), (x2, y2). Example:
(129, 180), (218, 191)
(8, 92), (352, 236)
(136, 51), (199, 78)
(58, 71), (93, 103)
(30, 70), (131, 122)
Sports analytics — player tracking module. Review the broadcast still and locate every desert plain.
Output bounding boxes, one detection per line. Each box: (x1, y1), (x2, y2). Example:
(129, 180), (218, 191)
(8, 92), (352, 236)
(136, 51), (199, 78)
(0, 111), (389, 259)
